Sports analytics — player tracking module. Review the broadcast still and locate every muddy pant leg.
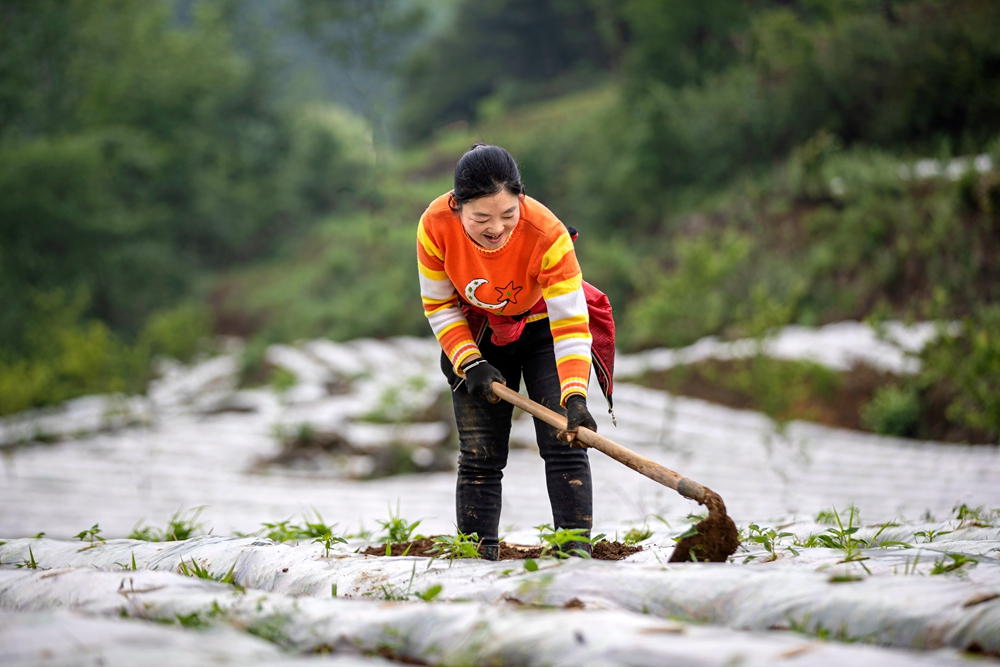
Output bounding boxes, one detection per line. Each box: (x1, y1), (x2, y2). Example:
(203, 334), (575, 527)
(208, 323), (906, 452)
(520, 328), (593, 539)
(450, 352), (520, 555)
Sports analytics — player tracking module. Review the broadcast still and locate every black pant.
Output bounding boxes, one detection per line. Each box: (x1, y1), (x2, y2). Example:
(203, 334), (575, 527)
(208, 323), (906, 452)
(442, 320), (593, 553)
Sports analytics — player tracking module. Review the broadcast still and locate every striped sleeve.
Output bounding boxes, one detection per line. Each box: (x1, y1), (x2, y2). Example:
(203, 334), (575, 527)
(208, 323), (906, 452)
(538, 230), (592, 406)
(417, 217), (480, 371)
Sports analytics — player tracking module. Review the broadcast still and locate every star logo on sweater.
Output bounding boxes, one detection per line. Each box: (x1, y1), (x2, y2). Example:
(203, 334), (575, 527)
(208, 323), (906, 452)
(495, 281), (522, 305)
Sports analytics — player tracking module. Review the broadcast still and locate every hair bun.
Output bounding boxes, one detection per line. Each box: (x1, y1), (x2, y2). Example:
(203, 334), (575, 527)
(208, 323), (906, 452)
(450, 144), (524, 211)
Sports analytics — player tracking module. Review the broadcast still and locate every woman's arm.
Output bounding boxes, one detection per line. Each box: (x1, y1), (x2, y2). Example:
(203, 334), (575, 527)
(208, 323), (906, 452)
(416, 217), (480, 372)
(537, 230), (593, 406)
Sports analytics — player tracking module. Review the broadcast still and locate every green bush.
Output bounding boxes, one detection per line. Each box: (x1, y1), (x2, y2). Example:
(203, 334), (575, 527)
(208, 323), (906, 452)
(919, 309), (1000, 442)
(0, 292), (216, 417)
(138, 304), (214, 364)
(861, 385), (920, 438)
(0, 290), (135, 415)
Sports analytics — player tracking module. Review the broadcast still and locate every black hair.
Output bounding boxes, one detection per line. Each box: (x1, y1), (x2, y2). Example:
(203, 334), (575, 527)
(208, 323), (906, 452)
(449, 142), (525, 211)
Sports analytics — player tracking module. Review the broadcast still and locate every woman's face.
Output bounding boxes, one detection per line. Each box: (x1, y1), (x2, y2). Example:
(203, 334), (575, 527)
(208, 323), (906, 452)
(459, 190), (520, 249)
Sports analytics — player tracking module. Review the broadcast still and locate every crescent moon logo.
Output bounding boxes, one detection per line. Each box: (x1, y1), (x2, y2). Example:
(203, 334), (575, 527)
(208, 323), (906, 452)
(464, 278), (508, 310)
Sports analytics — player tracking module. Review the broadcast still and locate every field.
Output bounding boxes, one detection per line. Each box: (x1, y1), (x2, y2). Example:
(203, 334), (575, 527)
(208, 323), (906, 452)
(2, 325), (999, 665)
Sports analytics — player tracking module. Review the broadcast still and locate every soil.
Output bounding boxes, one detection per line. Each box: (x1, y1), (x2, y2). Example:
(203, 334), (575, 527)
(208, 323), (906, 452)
(640, 358), (995, 444)
(362, 537), (642, 561)
(667, 492), (740, 563)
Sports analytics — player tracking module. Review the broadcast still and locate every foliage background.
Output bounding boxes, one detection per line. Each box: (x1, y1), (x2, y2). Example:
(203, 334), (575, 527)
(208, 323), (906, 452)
(1, 0), (998, 439)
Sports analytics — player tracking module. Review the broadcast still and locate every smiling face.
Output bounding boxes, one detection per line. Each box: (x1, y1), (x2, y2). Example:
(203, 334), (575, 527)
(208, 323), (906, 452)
(458, 190), (521, 249)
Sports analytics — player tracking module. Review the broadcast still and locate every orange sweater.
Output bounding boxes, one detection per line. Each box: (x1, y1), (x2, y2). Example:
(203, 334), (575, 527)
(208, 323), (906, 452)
(417, 193), (592, 405)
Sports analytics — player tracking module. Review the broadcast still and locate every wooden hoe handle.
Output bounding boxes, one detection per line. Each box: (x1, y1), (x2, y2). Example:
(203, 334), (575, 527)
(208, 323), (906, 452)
(491, 382), (709, 504)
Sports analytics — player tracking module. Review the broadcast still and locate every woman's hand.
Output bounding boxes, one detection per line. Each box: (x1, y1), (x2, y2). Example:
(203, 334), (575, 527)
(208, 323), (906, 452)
(462, 358), (506, 403)
(559, 394), (597, 445)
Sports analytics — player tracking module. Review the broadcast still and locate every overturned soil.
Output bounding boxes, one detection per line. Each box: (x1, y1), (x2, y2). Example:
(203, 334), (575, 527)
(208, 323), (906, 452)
(362, 537), (642, 561)
(668, 493), (740, 563)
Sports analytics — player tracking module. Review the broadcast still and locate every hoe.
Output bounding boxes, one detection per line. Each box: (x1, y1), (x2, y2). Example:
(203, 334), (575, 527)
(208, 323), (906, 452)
(492, 383), (740, 563)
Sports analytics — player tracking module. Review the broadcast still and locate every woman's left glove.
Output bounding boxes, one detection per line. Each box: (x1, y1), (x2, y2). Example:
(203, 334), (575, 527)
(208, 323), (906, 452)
(558, 394), (597, 444)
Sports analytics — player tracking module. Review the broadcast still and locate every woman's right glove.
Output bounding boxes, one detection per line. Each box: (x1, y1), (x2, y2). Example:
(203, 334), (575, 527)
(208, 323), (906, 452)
(558, 394), (597, 445)
(462, 358), (505, 403)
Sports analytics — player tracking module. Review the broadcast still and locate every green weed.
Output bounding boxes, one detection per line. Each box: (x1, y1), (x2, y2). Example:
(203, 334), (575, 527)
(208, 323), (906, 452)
(130, 507), (206, 542)
(815, 509), (838, 525)
(259, 510), (345, 545)
(953, 503), (999, 528)
(314, 532), (348, 557)
(913, 528), (953, 543)
(796, 506), (875, 573)
(535, 524), (601, 559)
(742, 523), (797, 562)
(178, 559), (237, 586)
(247, 614), (291, 645)
(377, 501), (423, 544)
(368, 562), (444, 602)
(900, 553), (922, 575)
(428, 531), (481, 564)
(623, 526), (653, 546)
(115, 552), (139, 571)
(174, 611), (211, 629)
(271, 368), (298, 394)
(74, 523), (106, 545)
(930, 553), (978, 575)
(15, 546), (39, 569)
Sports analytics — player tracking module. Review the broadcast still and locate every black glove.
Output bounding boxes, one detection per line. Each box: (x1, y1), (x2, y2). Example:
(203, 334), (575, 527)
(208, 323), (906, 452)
(559, 394), (597, 444)
(462, 358), (505, 403)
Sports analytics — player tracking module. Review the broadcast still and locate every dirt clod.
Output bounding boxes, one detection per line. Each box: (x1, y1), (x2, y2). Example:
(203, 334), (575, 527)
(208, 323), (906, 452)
(668, 491), (740, 563)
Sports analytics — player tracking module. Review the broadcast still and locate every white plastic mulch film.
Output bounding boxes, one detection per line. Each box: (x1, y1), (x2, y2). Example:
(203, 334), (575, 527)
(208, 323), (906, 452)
(1, 324), (999, 666)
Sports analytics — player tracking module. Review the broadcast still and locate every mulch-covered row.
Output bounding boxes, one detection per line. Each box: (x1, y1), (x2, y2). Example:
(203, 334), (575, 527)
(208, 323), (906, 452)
(362, 537), (642, 561)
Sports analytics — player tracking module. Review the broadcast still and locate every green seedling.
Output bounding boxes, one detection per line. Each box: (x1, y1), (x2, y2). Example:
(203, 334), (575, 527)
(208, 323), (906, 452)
(74, 523), (105, 545)
(914, 528), (953, 543)
(15, 546), (39, 569)
(535, 524), (599, 559)
(314, 532), (348, 557)
(377, 501), (423, 544)
(623, 526), (653, 546)
(428, 531), (481, 565)
(930, 553), (978, 575)
(743, 523), (798, 562)
(524, 559), (539, 572)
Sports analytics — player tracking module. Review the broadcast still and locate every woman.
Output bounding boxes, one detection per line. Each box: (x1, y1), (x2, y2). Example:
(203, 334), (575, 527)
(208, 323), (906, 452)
(416, 142), (601, 560)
